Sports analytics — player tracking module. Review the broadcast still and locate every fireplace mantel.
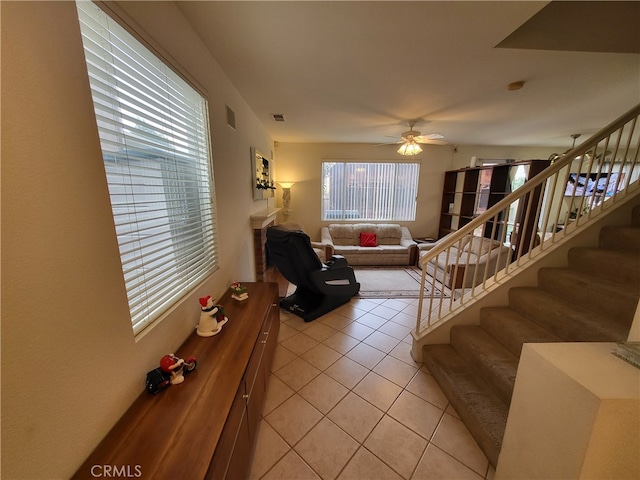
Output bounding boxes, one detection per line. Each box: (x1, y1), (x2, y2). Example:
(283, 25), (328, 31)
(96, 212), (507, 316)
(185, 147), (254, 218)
(250, 208), (281, 230)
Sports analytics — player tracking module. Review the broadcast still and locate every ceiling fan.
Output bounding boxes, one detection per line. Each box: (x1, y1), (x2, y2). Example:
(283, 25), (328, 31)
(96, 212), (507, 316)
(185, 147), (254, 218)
(378, 120), (447, 155)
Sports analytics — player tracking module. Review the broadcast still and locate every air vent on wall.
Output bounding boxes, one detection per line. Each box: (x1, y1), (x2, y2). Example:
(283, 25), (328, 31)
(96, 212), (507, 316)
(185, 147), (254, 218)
(226, 105), (236, 130)
(272, 114), (285, 122)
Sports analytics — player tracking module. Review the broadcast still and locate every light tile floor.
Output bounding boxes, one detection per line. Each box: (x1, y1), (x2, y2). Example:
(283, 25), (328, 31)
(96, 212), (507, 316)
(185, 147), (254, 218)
(248, 296), (496, 480)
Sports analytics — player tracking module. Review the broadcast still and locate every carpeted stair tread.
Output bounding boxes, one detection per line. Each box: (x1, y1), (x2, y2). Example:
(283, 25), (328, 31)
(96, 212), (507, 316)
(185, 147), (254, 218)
(450, 326), (519, 406)
(538, 267), (639, 325)
(599, 225), (640, 254)
(480, 307), (562, 358)
(509, 287), (630, 342)
(419, 205), (639, 471)
(568, 247), (640, 284)
(422, 344), (507, 468)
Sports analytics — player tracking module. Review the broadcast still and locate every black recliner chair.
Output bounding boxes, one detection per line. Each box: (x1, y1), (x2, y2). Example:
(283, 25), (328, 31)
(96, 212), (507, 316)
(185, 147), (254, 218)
(266, 226), (360, 322)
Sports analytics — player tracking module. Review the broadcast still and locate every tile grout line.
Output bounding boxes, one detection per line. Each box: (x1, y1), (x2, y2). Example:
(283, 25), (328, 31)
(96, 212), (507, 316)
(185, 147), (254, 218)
(255, 297), (491, 479)
(263, 351), (429, 479)
(262, 317), (446, 478)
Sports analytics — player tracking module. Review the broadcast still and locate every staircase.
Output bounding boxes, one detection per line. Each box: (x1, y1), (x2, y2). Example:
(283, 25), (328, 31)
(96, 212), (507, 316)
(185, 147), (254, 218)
(422, 204), (640, 468)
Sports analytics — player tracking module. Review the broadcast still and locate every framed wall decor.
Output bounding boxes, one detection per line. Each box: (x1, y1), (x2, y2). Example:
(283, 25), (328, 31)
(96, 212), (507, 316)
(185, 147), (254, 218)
(252, 147), (275, 200)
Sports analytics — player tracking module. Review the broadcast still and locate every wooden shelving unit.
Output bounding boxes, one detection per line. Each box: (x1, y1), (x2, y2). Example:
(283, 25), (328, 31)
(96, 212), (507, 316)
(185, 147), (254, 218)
(438, 160), (550, 243)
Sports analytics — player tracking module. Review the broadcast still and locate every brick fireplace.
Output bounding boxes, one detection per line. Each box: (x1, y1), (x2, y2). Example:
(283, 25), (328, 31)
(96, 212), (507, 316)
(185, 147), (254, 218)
(250, 208), (280, 281)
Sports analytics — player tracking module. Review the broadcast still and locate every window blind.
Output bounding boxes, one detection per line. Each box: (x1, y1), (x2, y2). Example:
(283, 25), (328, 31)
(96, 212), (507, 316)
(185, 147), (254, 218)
(77, 1), (218, 335)
(322, 162), (419, 221)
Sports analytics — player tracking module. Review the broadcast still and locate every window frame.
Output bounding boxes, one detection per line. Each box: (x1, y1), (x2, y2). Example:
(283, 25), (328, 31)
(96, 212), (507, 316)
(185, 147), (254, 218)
(76, 0), (219, 336)
(321, 161), (420, 222)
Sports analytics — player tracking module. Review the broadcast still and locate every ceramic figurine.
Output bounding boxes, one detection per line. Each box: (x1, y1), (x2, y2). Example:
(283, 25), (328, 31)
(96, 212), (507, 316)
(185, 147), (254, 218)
(197, 295), (228, 337)
(230, 281), (248, 301)
(146, 354), (196, 394)
(160, 354), (196, 385)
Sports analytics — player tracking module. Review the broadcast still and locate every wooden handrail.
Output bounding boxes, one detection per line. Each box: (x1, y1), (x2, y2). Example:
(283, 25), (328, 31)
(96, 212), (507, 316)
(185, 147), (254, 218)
(415, 103), (640, 336)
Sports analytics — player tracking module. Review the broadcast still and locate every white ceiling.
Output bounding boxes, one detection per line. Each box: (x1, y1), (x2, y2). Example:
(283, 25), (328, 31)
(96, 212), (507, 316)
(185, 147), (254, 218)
(176, 1), (640, 148)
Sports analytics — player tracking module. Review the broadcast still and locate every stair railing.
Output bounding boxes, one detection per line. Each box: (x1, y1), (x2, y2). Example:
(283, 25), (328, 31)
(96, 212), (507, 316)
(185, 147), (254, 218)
(415, 103), (640, 337)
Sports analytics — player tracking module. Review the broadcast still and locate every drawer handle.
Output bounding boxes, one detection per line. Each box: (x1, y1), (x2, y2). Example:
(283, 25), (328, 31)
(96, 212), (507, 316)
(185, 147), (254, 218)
(243, 394), (249, 399)
(263, 331), (268, 335)
(261, 340), (267, 344)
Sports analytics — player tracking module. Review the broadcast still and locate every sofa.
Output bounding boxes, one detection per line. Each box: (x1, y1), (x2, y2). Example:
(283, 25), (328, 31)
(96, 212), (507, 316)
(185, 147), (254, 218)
(419, 234), (512, 289)
(320, 223), (417, 266)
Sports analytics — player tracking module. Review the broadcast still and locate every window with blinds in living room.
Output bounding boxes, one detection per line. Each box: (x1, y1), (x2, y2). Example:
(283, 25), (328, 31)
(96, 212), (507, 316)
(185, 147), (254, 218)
(76, 1), (218, 336)
(322, 161), (420, 221)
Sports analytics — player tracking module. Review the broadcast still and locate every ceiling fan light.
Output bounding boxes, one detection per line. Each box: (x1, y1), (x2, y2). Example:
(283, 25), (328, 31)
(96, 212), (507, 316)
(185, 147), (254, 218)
(397, 142), (422, 156)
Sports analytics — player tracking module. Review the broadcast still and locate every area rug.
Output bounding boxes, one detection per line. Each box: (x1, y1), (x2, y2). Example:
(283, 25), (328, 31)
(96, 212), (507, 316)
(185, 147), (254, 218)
(353, 266), (449, 299)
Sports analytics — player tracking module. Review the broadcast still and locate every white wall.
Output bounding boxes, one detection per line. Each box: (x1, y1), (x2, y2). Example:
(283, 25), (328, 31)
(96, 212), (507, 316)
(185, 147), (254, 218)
(496, 343), (640, 479)
(1, 2), (273, 478)
(274, 143), (557, 241)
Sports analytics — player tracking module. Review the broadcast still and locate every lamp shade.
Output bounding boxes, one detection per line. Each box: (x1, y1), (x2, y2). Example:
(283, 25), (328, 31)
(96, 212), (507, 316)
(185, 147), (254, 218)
(279, 182), (295, 189)
(397, 142), (422, 156)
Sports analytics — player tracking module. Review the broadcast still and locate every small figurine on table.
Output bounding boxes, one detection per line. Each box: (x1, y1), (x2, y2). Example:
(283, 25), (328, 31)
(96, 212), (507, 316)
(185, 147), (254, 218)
(230, 282), (248, 301)
(197, 295), (228, 337)
(160, 354), (196, 385)
(146, 354), (196, 394)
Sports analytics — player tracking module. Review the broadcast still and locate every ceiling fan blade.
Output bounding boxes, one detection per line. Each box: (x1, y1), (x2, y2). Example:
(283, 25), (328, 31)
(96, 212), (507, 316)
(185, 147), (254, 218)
(414, 132), (446, 145)
(416, 133), (444, 140)
(416, 138), (448, 145)
(374, 141), (402, 146)
(379, 123), (446, 147)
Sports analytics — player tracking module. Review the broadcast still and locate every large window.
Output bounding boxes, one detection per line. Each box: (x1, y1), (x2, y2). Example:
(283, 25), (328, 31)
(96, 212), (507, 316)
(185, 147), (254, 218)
(322, 162), (419, 221)
(77, 1), (218, 335)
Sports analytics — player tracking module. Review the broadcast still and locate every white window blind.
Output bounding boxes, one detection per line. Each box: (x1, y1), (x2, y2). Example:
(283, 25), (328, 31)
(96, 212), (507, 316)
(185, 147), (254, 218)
(322, 162), (419, 221)
(77, 1), (218, 335)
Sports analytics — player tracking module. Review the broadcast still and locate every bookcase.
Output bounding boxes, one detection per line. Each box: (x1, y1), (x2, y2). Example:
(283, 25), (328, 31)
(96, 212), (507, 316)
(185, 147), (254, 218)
(438, 160), (550, 241)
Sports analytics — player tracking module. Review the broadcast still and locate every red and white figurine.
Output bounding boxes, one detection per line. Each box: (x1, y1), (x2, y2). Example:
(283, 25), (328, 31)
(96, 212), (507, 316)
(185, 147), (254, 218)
(159, 354), (196, 385)
(197, 295), (228, 337)
(145, 354), (196, 393)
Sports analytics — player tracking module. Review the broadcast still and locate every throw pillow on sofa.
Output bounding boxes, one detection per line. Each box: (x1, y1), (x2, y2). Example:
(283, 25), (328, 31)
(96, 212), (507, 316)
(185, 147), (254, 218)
(359, 232), (377, 247)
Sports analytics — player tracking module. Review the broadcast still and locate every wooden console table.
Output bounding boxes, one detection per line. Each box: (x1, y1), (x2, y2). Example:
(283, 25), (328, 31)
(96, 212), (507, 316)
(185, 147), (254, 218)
(72, 282), (280, 480)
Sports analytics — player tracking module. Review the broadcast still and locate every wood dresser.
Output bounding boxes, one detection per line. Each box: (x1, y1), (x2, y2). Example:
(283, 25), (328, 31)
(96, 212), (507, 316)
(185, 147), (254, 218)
(72, 282), (280, 480)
